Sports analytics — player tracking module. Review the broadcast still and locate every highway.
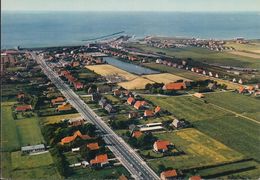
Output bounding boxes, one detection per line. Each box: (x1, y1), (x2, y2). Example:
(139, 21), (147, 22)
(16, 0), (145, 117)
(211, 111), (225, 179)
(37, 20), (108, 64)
(31, 52), (160, 180)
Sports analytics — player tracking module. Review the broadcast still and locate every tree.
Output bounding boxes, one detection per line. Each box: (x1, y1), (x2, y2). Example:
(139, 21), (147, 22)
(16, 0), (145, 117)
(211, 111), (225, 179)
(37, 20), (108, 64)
(158, 164), (166, 172)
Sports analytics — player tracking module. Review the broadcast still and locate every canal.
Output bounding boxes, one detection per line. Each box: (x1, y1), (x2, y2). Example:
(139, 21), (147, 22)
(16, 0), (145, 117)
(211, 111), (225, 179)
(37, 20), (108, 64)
(104, 57), (159, 75)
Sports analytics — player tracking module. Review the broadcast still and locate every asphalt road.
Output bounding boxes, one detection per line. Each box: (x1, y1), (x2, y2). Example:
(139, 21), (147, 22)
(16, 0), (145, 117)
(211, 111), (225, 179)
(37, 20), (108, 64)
(31, 52), (160, 180)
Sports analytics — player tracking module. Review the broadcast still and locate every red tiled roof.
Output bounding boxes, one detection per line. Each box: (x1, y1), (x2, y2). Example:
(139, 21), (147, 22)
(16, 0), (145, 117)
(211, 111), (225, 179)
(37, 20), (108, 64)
(144, 110), (154, 117)
(161, 169), (177, 178)
(74, 81), (84, 89)
(154, 106), (161, 113)
(51, 97), (65, 105)
(238, 86), (246, 93)
(154, 140), (170, 151)
(163, 82), (186, 90)
(87, 142), (99, 150)
(61, 130), (90, 145)
(189, 176), (201, 180)
(15, 105), (32, 111)
(90, 154), (108, 164)
(127, 97), (135, 105)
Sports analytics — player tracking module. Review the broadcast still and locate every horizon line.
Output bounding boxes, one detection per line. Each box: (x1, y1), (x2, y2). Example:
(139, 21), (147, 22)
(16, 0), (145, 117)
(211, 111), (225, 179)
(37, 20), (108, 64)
(2, 10), (260, 13)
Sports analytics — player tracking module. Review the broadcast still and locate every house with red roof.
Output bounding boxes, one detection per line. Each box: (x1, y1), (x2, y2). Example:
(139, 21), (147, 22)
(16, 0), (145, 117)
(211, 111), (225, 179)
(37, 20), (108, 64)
(127, 97), (135, 105)
(90, 154), (109, 167)
(60, 130), (91, 145)
(160, 169), (178, 180)
(87, 142), (99, 151)
(15, 105), (32, 112)
(144, 110), (154, 117)
(154, 106), (161, 114)
(134, 101), (147, 110)
(163, 82), (186, 91)
(73, 81), (84, 90)
(153, 140), (170, 153)
(189, 176), (202, 180)
(60, 70), (70, 77)
(57, 102), (73, 112)
(238, 86), (248, 94)
(51, 97), (65, 106)
(132, 131), (143, 138)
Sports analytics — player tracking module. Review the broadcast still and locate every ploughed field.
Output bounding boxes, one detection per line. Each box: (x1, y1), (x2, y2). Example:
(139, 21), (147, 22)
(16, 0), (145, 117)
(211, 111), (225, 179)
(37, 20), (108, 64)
(86, 65), (188, 89)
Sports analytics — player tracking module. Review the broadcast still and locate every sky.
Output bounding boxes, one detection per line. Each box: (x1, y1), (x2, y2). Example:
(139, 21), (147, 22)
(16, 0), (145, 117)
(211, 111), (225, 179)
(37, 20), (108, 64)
(2, 0), (260, 12)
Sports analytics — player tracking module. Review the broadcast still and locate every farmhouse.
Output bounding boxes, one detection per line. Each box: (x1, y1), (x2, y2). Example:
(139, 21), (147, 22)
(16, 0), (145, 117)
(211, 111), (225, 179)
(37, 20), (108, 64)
(134, 101), (147, 110)
(127, 97), (135, 105)
(163, 82), (186, 91)
(61, 130), (91, 145)
(87, 142), (100, 151)
(73, 81), (84, 90)
(21, 144), (45, 154)
(208, 83), (217, 90)
(189, 176), (202, 180)
(153, 140), (170, 153)
(57, 102), (73, 112)
(68, 117), (85, 127)
(171, 119), (186, 128)
(154, 106), (161, 114)
(144, 110), (154, 117)
(15, 105), (32, 112)
(104, 103), (115, 113)
(160, 169), (178, 180)
(90, 154), (109, 168)
(238, 87), (248, 94)
(51, 96), (65, 106)
(113, 89), (121, 96)
(132, 131), (143, 138)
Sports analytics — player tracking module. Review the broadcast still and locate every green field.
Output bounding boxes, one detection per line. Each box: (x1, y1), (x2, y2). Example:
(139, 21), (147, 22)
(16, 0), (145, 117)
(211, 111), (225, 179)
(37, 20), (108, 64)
(1, 102), (20, 151)
(194, 116), (260, 161)
(40, 113), (80, 124)
(0, 152), (12, 178)
(1, 102), (44, 147)
(11, 151), (53, 170)
(68, 166), (130, 180)
(10, 151), (61, 179)
(147, 128), (244, 173)
(144, 92), (260, 162)
(204, 92), (260, 121)
(131, 43), (260, 69)
(144, 95), (229, 122)
(15, 117), (44, 146)
(196, 160), (258, 178)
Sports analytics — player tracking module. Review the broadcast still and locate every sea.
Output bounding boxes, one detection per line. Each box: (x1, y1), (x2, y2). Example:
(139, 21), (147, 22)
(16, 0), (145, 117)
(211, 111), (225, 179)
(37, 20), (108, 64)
(1, 11), (260, 49)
